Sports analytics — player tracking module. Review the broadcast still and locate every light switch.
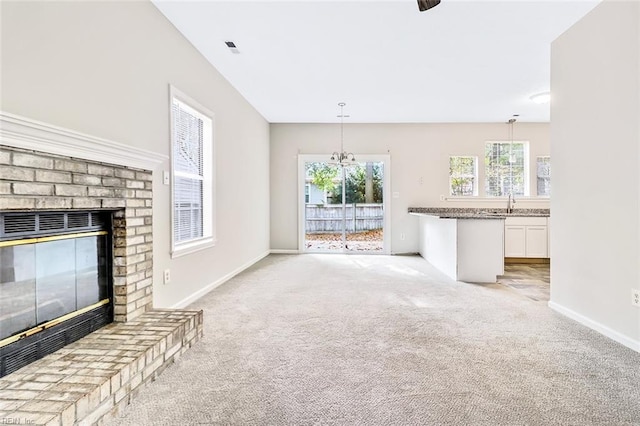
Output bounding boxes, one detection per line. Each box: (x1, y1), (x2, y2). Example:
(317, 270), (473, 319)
(163, 171), (170, 185)
(392, 192), (400, 198)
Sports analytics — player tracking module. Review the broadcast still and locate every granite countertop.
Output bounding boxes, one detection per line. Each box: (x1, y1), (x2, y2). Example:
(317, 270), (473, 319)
(408, 207), (550, 219)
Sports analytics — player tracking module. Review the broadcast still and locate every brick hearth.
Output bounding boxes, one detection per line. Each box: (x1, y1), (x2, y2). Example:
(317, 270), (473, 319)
(0, 310), (202, 425)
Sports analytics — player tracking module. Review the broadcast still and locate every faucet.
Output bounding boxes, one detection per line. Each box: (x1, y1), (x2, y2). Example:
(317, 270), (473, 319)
(507, 193), (516, 214)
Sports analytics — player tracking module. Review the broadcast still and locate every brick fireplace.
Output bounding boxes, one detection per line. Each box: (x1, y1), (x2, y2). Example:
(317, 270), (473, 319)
(0, 146), (155, 323)
(0, 112), (203, 425)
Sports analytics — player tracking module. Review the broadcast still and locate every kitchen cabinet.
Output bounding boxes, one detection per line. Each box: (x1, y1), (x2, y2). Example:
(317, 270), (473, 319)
(504, 225), (526, 257)
(505, 216), (548, 258)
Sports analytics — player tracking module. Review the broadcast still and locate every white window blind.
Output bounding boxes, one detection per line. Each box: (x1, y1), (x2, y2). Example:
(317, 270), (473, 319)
(485, 141), (527, 196)
(536, 156), (551, 196)
(170, 88), (214, 255)
(449, 156), (477, 196)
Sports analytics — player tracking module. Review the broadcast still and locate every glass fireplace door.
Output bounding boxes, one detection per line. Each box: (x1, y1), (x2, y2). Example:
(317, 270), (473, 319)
(0, 233), (110, 342)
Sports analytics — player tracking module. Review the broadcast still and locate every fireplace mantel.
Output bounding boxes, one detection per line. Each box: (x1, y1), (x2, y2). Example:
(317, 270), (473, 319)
(0, 111), (167, 170)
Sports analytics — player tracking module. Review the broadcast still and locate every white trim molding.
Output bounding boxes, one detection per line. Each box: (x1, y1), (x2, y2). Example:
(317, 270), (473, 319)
(549, 301), (640, 353)
(0, 111), (167, 170)
(270, 249), (300, 254)
(444, 196), (550, 203)
(170, 250), (270, 308)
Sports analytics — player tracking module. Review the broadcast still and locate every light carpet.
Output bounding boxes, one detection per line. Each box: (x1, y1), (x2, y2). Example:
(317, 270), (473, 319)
(109, 254), (640, 425)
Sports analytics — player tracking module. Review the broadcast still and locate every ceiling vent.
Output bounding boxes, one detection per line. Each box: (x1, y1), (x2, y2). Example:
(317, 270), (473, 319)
(224, 41), (240, 54)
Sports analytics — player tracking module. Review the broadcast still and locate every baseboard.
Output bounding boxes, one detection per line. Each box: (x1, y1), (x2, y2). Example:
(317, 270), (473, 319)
(548, 301), (640, 353)
(505, 257), (550, 264)
(171, 250), (270, 309)
(270, 249), (299, 254)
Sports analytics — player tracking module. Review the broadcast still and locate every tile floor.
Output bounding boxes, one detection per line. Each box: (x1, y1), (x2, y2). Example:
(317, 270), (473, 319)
(498, 263), (550, 302)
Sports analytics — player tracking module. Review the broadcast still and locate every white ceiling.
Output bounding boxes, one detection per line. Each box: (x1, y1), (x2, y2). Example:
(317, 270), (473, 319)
(152, 0), (601, 123)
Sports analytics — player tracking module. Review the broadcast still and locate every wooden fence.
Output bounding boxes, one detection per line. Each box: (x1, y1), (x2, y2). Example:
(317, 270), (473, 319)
(305, 204), (383, 233)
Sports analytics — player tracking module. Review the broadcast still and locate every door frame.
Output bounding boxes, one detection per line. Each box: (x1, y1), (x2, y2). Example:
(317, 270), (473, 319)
(297, 154), (391, 254)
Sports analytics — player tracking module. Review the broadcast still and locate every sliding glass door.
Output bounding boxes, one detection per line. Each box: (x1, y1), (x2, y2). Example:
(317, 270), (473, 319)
(299, 155), (389, 254)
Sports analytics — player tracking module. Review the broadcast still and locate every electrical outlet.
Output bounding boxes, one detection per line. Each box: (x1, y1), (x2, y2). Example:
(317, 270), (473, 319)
(632, 289), (640, 307)
(163, 269), (171, 285)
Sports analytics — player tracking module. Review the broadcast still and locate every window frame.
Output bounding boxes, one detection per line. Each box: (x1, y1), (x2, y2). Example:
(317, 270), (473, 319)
(484, 140), (530, 197)
(169, 86), (215, 258)
(449, 155), (478, 196)
(305, 183), (311, 203)
(536, 156), (551, 197)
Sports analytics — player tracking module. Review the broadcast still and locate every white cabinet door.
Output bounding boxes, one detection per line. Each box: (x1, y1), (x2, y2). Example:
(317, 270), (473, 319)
(505, 225), (526, 257)
(525, 226), (548, 258)
(504, 217), (549, 258)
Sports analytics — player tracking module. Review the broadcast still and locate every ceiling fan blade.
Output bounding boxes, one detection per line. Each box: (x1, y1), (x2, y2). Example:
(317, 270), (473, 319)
(418, 0), (441, 12)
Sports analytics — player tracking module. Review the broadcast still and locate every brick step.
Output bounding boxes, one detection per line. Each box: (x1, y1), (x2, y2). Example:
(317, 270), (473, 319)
(0, 309), (203, 426)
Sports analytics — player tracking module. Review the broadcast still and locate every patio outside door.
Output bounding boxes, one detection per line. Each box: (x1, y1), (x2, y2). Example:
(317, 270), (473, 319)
(299, 155), (390, 254)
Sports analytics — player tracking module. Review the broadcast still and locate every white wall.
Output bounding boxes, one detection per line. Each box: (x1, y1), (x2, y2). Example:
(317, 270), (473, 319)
(550, 0), (640, 350)
(0, 1), (271, 308)
(271, 122), (550, 253)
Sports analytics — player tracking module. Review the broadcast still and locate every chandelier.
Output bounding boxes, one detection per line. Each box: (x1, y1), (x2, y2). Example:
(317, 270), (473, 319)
(330, 102), (356, 166)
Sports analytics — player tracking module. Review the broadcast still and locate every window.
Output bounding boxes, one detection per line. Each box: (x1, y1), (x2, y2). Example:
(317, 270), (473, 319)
(170, 87), (214, 256)
(449, 156), (477, 196)
(536, 156), (551, 196)
(485, 141), (528, 196)
(305, 183), (310, 203)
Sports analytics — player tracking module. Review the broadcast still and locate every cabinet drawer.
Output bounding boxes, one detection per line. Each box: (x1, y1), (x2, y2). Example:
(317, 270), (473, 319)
(505, 216), (547, 226)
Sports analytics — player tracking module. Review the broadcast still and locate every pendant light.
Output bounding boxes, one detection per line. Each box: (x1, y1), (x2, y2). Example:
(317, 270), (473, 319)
(330, 102), (356, 166)
(507, 117), (517, 165)
(507, 115), (518, 205)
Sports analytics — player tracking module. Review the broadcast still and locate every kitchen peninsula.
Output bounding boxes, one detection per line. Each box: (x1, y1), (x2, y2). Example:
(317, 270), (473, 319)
(409, 207), (550, 283)
(409, 208), (504, 283)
